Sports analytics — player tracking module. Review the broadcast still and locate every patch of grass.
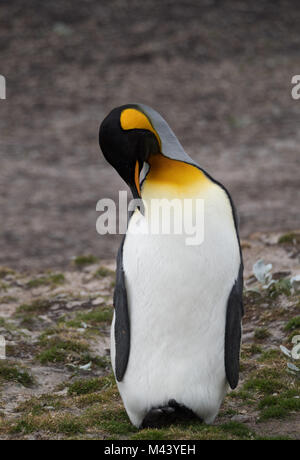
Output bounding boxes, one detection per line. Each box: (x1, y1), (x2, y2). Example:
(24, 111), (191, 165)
(258, 390), (300, 421)
(94, 267), (114, 278)
(74, 374), (117, 409)
(16, 395), (65, 416)
(73, 255), (98, 267)
(26, 273), (65, 289)
(132, 428), (170, 440)
(81, 354), (109, 369)
(285, 316), (300, 331)
(57, 417), (86, 435)
(0, 361), (34, 387)
(267, 279), (292, 298)
(258, 349), (280, 362)
(38, 347), (66, 364)
(0, 268), (15, 279)
(0, 282), (8, 292)
(16, 299), (52, 315)
(254, 327), (270, 340)
(243, 368), (284, 395)
(9, 418), (36, 435)
(249, 344), (263, 355)
(0, 296), (17, 304)
(180, 423), (233, 440)
(278, 232), (300, 245)
(86, 405), (136, 435)
(19, 314), (38, 329)
(227, 389), (256, 405)
(134, 421), (256, 441)
(241, 344), (262, 360)
(68, 378), (104, 396)
(10, 414), (86, 436)
(38, 337), (89, 365)
(220, 421), (255, 439)
(75, 307), (113, 325)
(75, 393), (107, 408)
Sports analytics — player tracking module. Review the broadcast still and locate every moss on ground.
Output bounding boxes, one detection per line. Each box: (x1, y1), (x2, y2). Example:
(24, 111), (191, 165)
(26, 273), (65, 289)
(0, 361), (34, 388)
(254, 327), (271, 340)
(285, 316), (300, 331)
(94, 267), (114, 278)
(16, 299), (52, 315)
(73, 255), (98, 267)
(37, 336), (89, 365)
(278, 232), (300, 245)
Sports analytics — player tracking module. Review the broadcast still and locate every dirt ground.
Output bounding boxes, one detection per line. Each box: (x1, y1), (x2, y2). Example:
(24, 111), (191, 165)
(0, 1), (300, 271)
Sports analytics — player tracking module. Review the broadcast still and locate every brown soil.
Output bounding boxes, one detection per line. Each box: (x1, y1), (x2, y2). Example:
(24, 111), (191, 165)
(0, 1), (300, 271)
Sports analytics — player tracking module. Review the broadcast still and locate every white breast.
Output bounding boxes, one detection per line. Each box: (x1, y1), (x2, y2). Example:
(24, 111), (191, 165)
(112, 182), (241, 427)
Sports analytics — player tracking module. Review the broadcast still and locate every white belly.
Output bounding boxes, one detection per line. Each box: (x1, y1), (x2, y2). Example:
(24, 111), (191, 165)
(111, 183), (240, 427)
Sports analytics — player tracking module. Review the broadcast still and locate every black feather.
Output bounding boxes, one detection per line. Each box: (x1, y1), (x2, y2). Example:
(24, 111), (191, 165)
(113, 235), (130, 382)
(225, 263), (244, 389)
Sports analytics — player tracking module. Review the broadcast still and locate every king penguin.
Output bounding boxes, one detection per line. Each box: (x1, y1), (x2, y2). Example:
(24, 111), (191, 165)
(99, 103), (244, 428)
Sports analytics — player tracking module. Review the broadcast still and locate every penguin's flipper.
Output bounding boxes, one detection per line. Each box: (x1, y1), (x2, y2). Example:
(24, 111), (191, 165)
(225, 263), (244, 389)
(113, 236), (130, 382)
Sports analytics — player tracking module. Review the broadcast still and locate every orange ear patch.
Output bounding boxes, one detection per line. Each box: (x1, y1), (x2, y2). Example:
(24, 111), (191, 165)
(120, 108), (161, 147)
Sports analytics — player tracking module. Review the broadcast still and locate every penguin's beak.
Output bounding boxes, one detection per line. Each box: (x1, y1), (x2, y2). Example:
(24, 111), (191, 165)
(129, 160), (142, 200)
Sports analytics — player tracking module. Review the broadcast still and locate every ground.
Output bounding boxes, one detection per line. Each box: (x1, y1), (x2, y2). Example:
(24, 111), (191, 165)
(0, 230), (299, 440)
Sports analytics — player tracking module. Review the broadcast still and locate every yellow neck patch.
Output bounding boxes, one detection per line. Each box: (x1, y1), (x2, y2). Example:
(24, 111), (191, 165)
(142, 154), (211, 199)
(120, 108), (161, 147)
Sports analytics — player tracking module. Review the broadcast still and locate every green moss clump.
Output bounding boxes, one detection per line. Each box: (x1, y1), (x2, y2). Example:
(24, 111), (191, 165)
(267, 279), (292, 298)
(278, 233), (300, 245)
(0, 362), (34, 387)
(56, 417), (86, 435)
(73, 255), (98, 267)
(94, 267), (114, 278)
(16, 395), (65, 416)
(16, 299), (52, 315)
(243, 368), (284, 395)
(75, 307), (113, 325)
(254, 327), (270, 340)
(68, 378), (103, 396)
(285, 316), (300, 331)
(258, 390), (300, 420)
(9, 418), (36, 435)
(258, 349), (280, 362)
(0, 268), (15, 279)
(26, 273), (65, 289)
(220, 421), (255, 439)
(86, 406), (135, 435)
(38, 338), (89, 364)
(10, 414), (86, 436)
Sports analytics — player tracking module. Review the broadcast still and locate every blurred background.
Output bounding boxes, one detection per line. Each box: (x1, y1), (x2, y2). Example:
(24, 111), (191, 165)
(0, 0), (300, 271)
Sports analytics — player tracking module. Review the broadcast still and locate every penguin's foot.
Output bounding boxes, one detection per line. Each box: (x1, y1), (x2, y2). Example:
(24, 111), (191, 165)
(141, 399), (201, 429)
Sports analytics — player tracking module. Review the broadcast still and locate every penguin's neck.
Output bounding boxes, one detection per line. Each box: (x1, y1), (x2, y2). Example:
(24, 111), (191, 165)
(141, 154), (210, 200)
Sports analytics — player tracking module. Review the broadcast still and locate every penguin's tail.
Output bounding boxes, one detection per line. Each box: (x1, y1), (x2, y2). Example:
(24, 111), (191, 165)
(141, 399), (201, 429)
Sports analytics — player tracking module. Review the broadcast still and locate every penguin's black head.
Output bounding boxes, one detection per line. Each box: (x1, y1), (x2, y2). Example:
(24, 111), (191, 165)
(99, 104), (161, 199)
